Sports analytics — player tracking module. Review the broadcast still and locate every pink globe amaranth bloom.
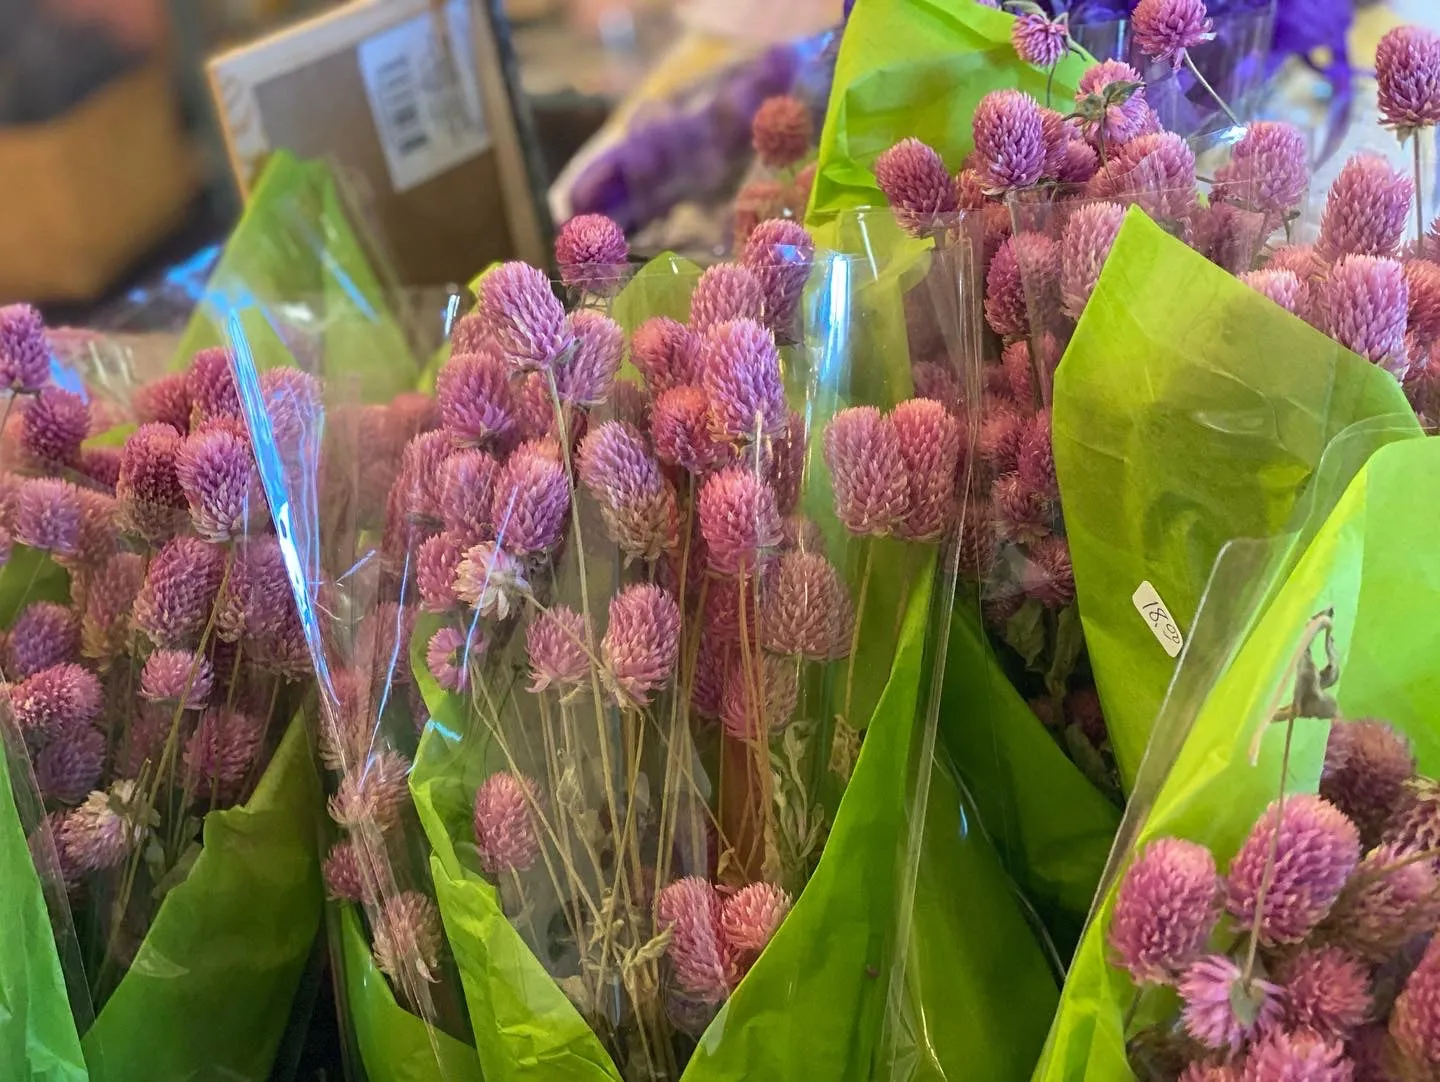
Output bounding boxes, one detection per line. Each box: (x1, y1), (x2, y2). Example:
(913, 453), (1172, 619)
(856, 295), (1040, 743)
(479, 261), (570, 372)
(0, 304), (50, 393)
(958, 504), (999, 581)
(415, 532), (464, 613)
(134, 372), (191, 434)
(1381, 777), (1440, 858)
(690, 638), (729, 719)
(696, 469), (778, 578)
(395, 430), (453, 526)
(734, 179), (790, 247)
(1404, 259), (1440, 347)
(390, 391), (440, 440)
(631, 317), (700, 393)
(1054, 137), (1099, 185)
(1213, 122), (1309, 225)
(1013, 12), (1069, 68)
(1317, 156), (1414, 263)
(425, 626), (473, 693)
(437, 349), (517, 450)
(1278, 944), (1371, 1042)
(1391, 933), (1440, 1065)
(720, 653), (798, 739)
(721, 881), (792, 957)
(986, 232), (1059, 339)
(892, 398), (961, 542)
(454, 541), (528, 620)
(323, 839), (368, 903)
(1326, 841), (1440, 962)
(526, 605), (589, 693)
(140, 649), (213, 710)
(824, 407), (908, 537)
(992, 472), (1053, 545)
(980, 399), (1026, 471)
(1021, 535), (1075, 608)
(1377, 26), (1440, 135)
(1320, 719), (1415, 846)
(751, 95), (812, 169)
(602, 583), (680, 706)
(742, 219), (815, 340)
(656, 877), (738, 1003)
(1086, 132), (1197, 223)
(702, 318), (788, 444)
(186, 346), (241, 423)
(554, 310), (623, 409)
(259, 367), (321, 457)
(998, 341), (1036, 408)
(982, 201), (1015, 265)
(35, 725), (105, 805)
(80, 447), (122, 491)
(176, 421), (258, 542)
(1180, 954), (1283, 1051)
(1017, 409), (1058, 499)
(1061, 202), (1127, 319)
(578, 420), (678, 561)
(1133, 0), (1212, 68)
(953, 168), (988, 211)
(761, 550), (850, 659)
(1241, 1029), (1354, 1082)
(473, 771), (540, 875)
(490, 446), (569, 557)
(691, 264), (767, 334)
(373, 891), (443, 984)
(80, 551), (144, 662)
(1241, 269), (1309, 316)
(1225, 794), (1361, 946)
(554, 213), (629, 295)
(133, 535), (227, 648)
(328, 749), (411, 832)
(651, 385), (727, 473)
(66, 488), (119, 571)
(766, 410), (806, 517)
(20, 388), (87, 468)
(14, 478), (81, 557)
(974, 90), (1046, 193)
(1108, 836), (1220, 986)
(1076, 60), (1150, 147)
(438, 449), (499, 544)
(116, 421), (188, 543)
(1316, 256), (1410, 373)
(1268, 244), (1323, 280)
(874, 138), (959, 236)
(7, 602), (78, 679)
(185, 708), (265, 805)
(58, 780), (149, 874)
(217, 534), (292, 645)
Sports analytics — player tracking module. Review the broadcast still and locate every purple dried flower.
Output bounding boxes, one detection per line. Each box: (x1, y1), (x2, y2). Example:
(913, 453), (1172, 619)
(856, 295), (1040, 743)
(761, 550), (849, 659)
(67, 489), (118, 571)
(631, 317), (700, 394)
(1241, 1029), (1354, 1082)
(734, 179), (791, 246)
(526, 605), (588, 693)
(372, 891), (442, 985)
(1213, 122), (1309, 225)
(1321, 719), (1415, 845)
(133, 536), (227, 647)
(438, 449), (499, 545)
(578, 420), (678, 562)
(973, 90), (1046, 194)
(602, 583), (680, 706)
(1241, 269), (1309, 316)
(1381, 776), (1440, 858)
(7, 603), (78, 679)
(1225, 793), (1361, 946)
(437, 350), (517, 450)
(480, 262), (570, 372)
(979, 400), (1026, 471)
(1392, 936), (1440, 1066)
(490, 446), (570, 557)
(185, 708), (264, 804)
(698, 468), (782, 577)
(134, 373), (191, 434)
(742, 219), (815, 339)
(217, 535), (292, 647)
(394, 430), (452, 527)
(425, 626), (473, 693)
(1327, 842), (1440, 962)
(554, 310), (623, 409)
(1179, 954), (1283, 1051)
(721, 881), (792, 958)
(328, 749), (411, 832)
(691, 265), (767, 334)
(323, 839), (368, 902)
(1317, 156), (1414, 263)
(874, 139), (959, 236)
(892, 397), (961, 542)
(656, 877), (737, 1003)
(1013, 12), (1069, 68)
(14, 478), (81, 557)
(58, 781), (148, 873)
(1406, 260), (1440, 350)
(1086, 132), (1197, 223)
(258, 367), (321, 458)
(1017, 409), (1058, 499)
(1377, 26), (1440, 136)
(140, 649), (213, 710)
(186, 347), (241, 423)
(752, 95), (812, 169)
(415, 532), (463, 614)
(1109, 837), (1220, 985)
(176, 421), (258, 542)
(1268, 244), (1323, 280)
(1076, 60), (1150, 147)
(116, 422), (188, 544)
(1279, 944), (1371, 1042)
(986, 232), (1059, 338)
(473, 771), (540, 874)
(766, 410), (806, 517)
(953, 168), (988, 211)
(1022, 536), (1075, 608)
(35, 724), (104, 805)
(555, 214), (629, 295)
(0, 304), (50, 393)
(651, 386), (727, 473)
(1133, 0), (1213, 69)
(80, 447), (121, 491)
(81, 551), (143, 662)
(454, 541), (528, 620)
(1316, 256), (1410, 372)
(824, 407), (908, 537)
(992, 472), (1053, 545)
(702, 318), (788, 444)
(20, 388), (87, 468)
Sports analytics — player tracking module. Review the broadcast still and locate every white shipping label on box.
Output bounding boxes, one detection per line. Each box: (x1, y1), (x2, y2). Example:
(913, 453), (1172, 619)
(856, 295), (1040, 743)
(357, 0), (489, 193)
(1133, 581), (1185, 658)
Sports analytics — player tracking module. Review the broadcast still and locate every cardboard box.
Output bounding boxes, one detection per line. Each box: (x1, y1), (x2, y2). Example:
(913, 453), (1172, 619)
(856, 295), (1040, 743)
(208, 0), (548, 287)
(0, 64), (197, 303)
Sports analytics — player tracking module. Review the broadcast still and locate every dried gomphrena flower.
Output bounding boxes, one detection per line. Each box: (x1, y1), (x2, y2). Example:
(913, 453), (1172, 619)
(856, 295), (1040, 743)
(1132, 0), (1212, 69)
(473, 771), (540, 875)
(1178, 953), (1283, 1051)
(1109, 837), (1220, 986)
(601, 583), (681, 706)
(554, 213), (629, 296)
(751, 95), (812, 169)
(656, 877), (737, 1004)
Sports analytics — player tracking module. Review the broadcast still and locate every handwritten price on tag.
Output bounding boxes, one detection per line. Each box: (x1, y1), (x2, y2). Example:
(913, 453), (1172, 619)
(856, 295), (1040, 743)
(1132, 581), (1184, 658)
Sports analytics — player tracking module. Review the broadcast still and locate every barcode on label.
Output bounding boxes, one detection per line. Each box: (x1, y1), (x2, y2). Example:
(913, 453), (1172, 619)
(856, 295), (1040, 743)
(1132, 581), (1184, 658)
(375, 56), (429, 158)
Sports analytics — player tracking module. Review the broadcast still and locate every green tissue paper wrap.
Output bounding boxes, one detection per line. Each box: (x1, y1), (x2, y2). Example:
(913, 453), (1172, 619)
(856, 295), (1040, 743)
(1035, 434), (1440, 1081)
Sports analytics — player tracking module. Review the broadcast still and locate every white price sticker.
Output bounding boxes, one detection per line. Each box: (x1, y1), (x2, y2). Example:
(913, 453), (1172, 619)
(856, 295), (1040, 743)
(1133, 581), (1184, 658)
(357, 1), (489, 194)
